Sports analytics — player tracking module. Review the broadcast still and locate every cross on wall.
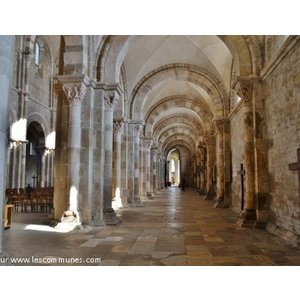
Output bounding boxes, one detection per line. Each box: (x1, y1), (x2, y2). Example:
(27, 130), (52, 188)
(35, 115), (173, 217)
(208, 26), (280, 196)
(288, 148), (300, 199)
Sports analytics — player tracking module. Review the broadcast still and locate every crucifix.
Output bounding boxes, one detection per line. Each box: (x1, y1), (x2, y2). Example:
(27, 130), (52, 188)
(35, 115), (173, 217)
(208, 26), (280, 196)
(32, 174), (37, 188)
(288, 148), (300, 199)
(237, 163), (245, 210)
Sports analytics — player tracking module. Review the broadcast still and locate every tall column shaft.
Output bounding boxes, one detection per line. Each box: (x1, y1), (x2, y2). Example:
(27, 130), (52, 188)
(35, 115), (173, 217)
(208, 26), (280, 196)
(214, 119), (226, 208)
(56, 79), (88, 224)
(121, 121), (129, 207)
(8, 42), (31, 189)
(237, 80), (256, 225)
(0, 36), (15, 254)
(145, 139), (153, 198)
(140, 138), (147, 200)
(102, 88), (121, 224)
(132, 122), (143, 205)
(156, 152), (161, 191)
(196, 154), (200, 191)
(200, 148), (205, 193)
(103, 107), (114, 209)
(205, 136), (214, 199)
(112, 120), (123, 209)
(151, 148), (158, 194)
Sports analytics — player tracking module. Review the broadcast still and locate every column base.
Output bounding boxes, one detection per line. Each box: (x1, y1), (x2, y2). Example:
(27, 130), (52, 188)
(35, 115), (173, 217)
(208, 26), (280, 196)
(103, 208), (121, 225)
(237, 209), (256, 228)
(112, 197), (123, 210)
(134, 197), (144, 207)
(55, 210), (82, 232)
(204, 192), (214, 200)
(91, 219), (106, 227)
(214, 198), (224, 208)
(147, 192), (153, 199)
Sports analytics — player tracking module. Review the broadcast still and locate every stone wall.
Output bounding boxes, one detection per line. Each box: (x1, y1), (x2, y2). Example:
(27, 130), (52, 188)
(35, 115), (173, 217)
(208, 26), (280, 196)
(230, 102), (245, 212)
(265, 40), (300, 239)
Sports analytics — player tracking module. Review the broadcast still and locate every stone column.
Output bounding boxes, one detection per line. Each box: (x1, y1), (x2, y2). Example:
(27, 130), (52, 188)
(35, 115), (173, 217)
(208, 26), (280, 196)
(140, 137), (147, 200)
(132, 122), (143, 206)
(112, 119), (123, 210)
(196, 154), (200, 192)
(160, 157), (165, 189)
(156, 152), (161, 191)
(60, 79), (87, 224)
(151, 147), (158, 194)
(237, 80), (256, 226)
(0, 36), (15, 254)
(204, 136), (214, 199)
(199, 147), (206, 194)
(121, 121), (129, 207)
(40, 149), (46, 187)
(253, 79), (270, 226)
(9, 44), (31, 189)
(214, 119), (225, 208)
(223, 118), (231, 208)
(145, 139), (153, 198)
(103, 88), (121, 224)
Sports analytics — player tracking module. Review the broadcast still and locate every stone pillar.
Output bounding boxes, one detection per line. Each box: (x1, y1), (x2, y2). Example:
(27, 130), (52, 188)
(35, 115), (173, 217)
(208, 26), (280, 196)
(196, 154), (200, 192)
(145, 139), (153, 198)
(140, 137), (147, 200)
(160, 157), (165, 189)
(253, 80), (270, 227)
(199, 147), (206, 194)
(214, 119), (225, 208)
(112, 119), (123, 210)
(151, 147), (158, 194)
(0, 36), (15, 254)
(9, 43), (31, 189)
(60, 78), (87, 225)
(223, 118), (231, 208)
(237, 80), (256, 226)
(103, 88), (121, 224)
(156, 152), (161, 191)
(132, 122), (143, 206)
(121, 121), (129, 207)
(204, 136), (214, 199)
(40, 150), (46, 187)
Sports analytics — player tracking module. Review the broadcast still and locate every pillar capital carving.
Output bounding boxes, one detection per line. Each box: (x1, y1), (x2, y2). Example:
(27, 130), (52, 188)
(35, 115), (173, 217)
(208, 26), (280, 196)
(104, 89), (120, 111)
(22, 49), (33, 64)
(236, 80), (253, 103)
(58, 75), (89, 105)
(213, 117), (230, 134)
(62, 82), (87, 105)
(151, 147), (158, 155)
(143, 138), (153, 149)
(203, 135), (215, 146)
(113, 119), (124, 136)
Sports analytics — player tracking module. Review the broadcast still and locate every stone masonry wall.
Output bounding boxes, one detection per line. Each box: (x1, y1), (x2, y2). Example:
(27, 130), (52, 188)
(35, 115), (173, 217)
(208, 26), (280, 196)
(230, 103), (245, 213)
(265, 40), (300, 238)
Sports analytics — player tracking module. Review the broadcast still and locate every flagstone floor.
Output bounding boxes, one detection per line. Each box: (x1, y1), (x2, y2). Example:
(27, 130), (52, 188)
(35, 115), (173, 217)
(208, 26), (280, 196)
(3, 187), (300, 266)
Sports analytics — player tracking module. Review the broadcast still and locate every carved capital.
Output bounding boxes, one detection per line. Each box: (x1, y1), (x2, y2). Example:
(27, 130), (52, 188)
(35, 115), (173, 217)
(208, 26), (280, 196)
(62, 82), (87, 105)
(144, 138), (153, 149)
(236, 81), (253, 103)
(104, 89), (119, 111)
(213, 118), (225, 133)
(113, 120), (123, 135)
(133, 123), (144, 136)
(204, 135), (214, 146)
(151, 147), (158, 155)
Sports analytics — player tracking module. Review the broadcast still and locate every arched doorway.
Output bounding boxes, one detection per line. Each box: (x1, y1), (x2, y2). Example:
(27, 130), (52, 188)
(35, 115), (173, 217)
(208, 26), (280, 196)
(167, 149), (180, 187)
(26, 121), (45, 188)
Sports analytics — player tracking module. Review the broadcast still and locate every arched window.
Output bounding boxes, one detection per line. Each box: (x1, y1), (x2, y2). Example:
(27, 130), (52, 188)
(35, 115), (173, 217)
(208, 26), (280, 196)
(34, 42), (40, 66)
